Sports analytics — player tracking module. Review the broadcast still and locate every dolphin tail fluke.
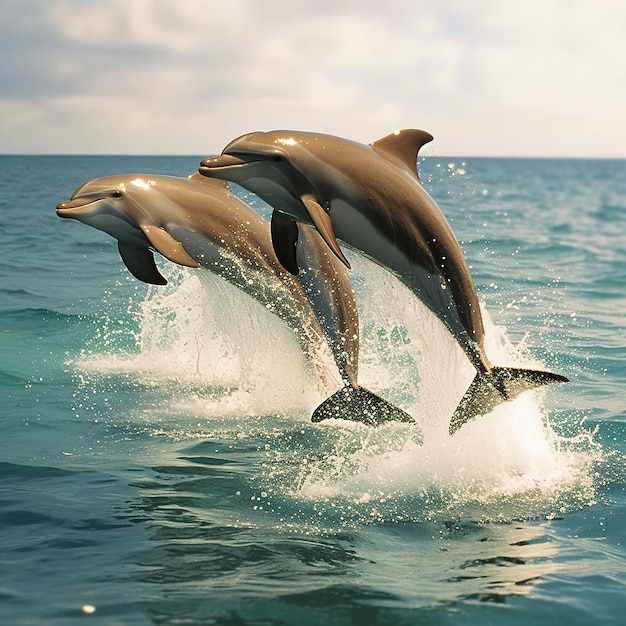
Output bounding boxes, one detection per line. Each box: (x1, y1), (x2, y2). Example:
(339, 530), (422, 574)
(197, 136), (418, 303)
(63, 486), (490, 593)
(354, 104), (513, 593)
(449, 366), (569, 435)
(311, 386), (415, 427)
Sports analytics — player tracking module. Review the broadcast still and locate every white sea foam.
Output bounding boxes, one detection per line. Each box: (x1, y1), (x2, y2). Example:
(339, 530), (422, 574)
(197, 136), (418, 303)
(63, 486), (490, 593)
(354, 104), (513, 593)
(77, 257), (599, 521)
(287, 258), (596, 521)
(79, 266), (334, 418)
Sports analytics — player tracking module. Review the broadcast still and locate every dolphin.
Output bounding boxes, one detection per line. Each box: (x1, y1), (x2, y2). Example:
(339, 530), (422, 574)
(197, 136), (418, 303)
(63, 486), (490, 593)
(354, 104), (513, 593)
(198, 129), (568, 434)
(56, 172), (413, 426)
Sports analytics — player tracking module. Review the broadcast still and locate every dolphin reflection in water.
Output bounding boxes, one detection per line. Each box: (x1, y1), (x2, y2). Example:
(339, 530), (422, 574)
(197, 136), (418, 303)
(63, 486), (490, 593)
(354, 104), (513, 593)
(199, 129), (568, 434)
(57, 172), (414, 426)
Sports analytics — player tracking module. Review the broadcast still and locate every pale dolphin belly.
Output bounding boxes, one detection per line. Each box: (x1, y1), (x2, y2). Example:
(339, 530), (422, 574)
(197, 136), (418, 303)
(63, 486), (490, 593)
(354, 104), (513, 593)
(167, 223), (324, 344)
(329, 199), (473, 355)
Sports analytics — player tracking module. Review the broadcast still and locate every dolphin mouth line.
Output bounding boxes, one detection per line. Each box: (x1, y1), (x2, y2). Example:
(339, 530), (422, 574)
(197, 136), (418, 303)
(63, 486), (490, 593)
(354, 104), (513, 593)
(56, 197), (98, 217)
(199, 154), (250, 172)
(56, 199), (138, 232)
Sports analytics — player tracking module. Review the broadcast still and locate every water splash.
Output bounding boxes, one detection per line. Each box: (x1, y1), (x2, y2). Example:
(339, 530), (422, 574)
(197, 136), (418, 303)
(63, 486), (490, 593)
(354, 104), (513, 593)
(270, 257), (600, 524)
(74, 257), (600, 525)
(78, 266), (335, 419)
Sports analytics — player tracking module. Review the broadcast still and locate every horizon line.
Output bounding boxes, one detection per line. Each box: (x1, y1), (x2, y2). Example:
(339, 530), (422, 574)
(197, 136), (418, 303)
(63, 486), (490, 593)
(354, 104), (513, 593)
(2, 153), (625, 160)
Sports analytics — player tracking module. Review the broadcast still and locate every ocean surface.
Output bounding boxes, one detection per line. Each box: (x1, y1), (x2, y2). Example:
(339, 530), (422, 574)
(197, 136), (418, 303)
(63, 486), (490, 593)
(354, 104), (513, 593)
(1, 153), (624, 625)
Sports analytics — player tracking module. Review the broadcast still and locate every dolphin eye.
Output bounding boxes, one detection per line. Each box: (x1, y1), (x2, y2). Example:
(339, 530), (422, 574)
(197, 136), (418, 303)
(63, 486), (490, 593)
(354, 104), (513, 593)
(272, 155), (284, 163)
(112, 190), (123, 198)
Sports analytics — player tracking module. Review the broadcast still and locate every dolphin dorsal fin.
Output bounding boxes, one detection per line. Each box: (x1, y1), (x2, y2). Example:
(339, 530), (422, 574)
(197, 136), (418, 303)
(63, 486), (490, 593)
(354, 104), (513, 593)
(370, 129), (433, 180)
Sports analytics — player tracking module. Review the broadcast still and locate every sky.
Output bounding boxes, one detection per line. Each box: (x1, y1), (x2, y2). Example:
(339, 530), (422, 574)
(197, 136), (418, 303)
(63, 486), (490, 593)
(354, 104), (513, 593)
(1, 0), (625, 157)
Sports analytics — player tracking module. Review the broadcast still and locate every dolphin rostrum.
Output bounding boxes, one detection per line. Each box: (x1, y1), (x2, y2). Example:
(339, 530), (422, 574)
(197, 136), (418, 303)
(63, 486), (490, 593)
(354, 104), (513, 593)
(56, 172), (413, 427)
(198, 129), (568, 434)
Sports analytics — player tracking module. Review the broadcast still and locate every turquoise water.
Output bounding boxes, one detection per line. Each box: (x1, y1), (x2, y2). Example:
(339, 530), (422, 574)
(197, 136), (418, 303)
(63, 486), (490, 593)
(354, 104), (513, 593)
(1, 154), (624, 625)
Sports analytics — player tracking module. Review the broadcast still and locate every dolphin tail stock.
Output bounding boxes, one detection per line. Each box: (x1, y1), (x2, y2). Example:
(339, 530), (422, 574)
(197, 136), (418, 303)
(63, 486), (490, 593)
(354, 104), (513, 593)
(449, 366), (569, 435)
(311, 385), (415, 427)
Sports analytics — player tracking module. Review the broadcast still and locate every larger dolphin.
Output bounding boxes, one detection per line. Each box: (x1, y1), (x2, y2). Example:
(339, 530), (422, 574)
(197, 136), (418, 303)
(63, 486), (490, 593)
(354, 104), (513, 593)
(198, 129), (568, 434)
(56, 173), (413, 426)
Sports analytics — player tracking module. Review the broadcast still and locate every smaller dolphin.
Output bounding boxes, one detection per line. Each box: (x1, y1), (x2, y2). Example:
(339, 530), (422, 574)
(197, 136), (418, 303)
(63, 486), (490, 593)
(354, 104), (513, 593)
(199, 129), (568, 434)
(56, 173), (413, 427)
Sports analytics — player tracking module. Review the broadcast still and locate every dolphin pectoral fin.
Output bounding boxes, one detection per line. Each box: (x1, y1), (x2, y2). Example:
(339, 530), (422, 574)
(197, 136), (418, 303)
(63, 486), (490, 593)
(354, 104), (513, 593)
(311, 386), (415, 427)
(139, 225), (200, 269)
(449, 366), (569, 435)
(370, 129), (434, 180)
(300, 195), (351, 269)
(118, 243), (167, 285)
(270, 210), (300, 275)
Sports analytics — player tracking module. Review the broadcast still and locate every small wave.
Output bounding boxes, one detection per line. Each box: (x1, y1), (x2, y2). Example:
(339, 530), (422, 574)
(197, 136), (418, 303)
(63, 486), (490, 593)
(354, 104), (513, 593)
(0, 368), (28, 386)
(1, 306), (90, 322)
(0, 287), (34, 297)
(0, 461), (78, 481)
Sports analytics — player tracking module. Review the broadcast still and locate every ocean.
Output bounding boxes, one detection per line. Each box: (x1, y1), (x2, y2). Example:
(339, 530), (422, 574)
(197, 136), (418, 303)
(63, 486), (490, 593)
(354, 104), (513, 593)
(1, 153), (624, 625)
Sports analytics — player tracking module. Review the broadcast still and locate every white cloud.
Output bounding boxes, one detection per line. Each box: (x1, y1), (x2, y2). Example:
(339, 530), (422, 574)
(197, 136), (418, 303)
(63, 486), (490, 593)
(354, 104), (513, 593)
(1, 0), (625, 155)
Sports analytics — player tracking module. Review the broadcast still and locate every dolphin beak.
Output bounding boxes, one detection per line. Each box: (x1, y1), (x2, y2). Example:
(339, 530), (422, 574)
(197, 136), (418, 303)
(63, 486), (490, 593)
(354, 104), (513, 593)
(56, 197), (96, 218)
(198, 154), (248, 177)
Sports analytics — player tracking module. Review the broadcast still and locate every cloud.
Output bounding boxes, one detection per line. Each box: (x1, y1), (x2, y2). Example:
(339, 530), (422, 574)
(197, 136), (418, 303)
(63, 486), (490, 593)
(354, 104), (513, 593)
(1, 0), (625, 155)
